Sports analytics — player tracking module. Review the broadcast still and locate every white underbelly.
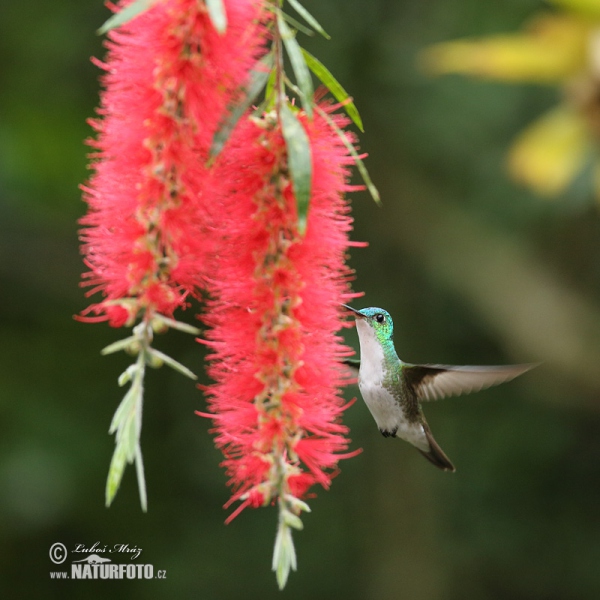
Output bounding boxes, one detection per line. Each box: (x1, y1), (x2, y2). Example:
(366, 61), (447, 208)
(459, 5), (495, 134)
(358, 380), (427, 450)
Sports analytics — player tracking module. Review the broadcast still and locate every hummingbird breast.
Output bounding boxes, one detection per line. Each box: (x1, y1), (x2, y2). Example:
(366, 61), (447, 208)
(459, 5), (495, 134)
(358, 378), (428, 451)
(355, 318), (428, 451)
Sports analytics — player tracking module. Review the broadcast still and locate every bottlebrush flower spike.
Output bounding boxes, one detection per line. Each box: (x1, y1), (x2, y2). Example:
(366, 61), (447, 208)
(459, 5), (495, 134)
(81, 0), (265, 324)
(200, 104), (363, 588)
(79, 0), (266, 509)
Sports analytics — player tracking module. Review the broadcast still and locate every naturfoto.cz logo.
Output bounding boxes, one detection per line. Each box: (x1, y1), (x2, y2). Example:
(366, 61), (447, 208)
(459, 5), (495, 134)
(49, 542), (167, 580)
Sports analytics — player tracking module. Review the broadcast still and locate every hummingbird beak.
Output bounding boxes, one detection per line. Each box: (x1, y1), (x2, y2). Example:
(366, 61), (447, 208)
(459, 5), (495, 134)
(341, 304), (365, 319)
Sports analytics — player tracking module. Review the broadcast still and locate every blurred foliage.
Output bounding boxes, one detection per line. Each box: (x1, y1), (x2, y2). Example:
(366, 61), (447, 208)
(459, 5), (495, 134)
(1, 0), (600, 598)
(421, 1), (600, 200)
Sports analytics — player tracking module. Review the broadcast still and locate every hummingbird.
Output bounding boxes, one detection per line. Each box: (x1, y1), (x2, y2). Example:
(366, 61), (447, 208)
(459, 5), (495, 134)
(342, 305), (535, 471)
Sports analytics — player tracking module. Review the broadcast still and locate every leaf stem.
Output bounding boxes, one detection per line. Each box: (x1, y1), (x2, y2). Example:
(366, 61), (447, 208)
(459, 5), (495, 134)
(103, 313), (198, 510)
(273, 4), (285, 117)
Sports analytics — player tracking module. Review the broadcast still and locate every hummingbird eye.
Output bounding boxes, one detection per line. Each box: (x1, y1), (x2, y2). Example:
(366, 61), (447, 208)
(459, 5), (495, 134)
(375, 314), (385, 324)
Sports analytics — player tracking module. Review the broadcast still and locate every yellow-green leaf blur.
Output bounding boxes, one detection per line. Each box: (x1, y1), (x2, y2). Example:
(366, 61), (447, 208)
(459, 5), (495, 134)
(421, 9), (600, 199)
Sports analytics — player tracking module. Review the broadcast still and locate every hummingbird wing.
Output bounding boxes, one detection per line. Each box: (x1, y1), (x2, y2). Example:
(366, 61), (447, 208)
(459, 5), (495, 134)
(402, 363), (536, 402)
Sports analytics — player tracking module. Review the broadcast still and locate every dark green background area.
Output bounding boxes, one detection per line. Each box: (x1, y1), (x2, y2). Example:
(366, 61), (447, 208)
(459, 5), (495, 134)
(2, 0), (600, 598)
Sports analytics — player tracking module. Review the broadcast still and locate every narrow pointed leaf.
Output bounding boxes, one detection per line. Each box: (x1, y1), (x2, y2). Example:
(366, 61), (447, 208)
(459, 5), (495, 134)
(277, 13), (313, 117)
(206, 0), (227, 34)
(273, 524), (297, 589)
(152, 314), (201, 335)
(283, 511), (304, 530)
(210, 53), (274, 159)
(276, 558), (289, 590)
(135, 446), (148, 512)
(289, 531), (297, 571)
(287, 0), (330, 39)
(264, 67), (278, 109)
(285, 495), (311, 513)
(108, 385), (136, 434)
(98, 0), (159, 35)
(125, 415), (138, 461)
(105, 443), (128, 507)
(315, 105), (381, 204)
(301, 49), (364, 131)
(118, 364), (137, 387)
(101, 335), (137, 356)
(281, 11), (314, 37)
(147, 348), (198, 380)
(280, 102), (312, 234)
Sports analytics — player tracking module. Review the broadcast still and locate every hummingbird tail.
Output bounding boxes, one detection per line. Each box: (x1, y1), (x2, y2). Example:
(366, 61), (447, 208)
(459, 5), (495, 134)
(417, 423), (456, 472)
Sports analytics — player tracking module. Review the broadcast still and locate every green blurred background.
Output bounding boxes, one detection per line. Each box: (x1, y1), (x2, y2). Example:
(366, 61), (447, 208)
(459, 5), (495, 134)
(2, 0), (600, 598)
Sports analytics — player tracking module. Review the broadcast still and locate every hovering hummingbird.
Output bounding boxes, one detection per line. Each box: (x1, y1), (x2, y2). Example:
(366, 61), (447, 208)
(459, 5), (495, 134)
(342, 305), (535, 472)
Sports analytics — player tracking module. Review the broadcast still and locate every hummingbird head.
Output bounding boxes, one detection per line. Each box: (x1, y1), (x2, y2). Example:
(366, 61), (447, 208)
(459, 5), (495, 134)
(342, 305), (394, 343)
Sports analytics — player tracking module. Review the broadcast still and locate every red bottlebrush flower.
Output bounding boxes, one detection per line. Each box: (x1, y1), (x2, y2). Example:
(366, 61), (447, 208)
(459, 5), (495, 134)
(79, 0), (265, 326)
(201, 105), (361, 523)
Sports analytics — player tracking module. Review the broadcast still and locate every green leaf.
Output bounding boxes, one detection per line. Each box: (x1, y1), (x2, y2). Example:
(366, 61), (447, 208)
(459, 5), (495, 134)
(101, 335), (137, 356)
(272, 523), (297, 590)
(97, 0), (160, 35)
(277, 12), (313, 117)
(280, 102), (312, 234)
(210, 53), (274, 159)
(280, 11), (314, 37)
(264, 67), (278, 109)
(287, 0), (330, 39)
(106, 347), (147, 510)
(135, 446), (148, 512)
(206, 0), (227, 34)
(301, 49), (364, 132)
(105, 442), (128, 507)
(152, 314), (201, 335)
(118, 364), (137, 387)
(550, 0), (600, 18)
(147, 348), (198, 380)
(285, 495), (311, 513)
(125, 415), (138, 462)
(283, 511), (304, 530)
(108, 385), (136, 434)
(315, 105), (381, 205)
